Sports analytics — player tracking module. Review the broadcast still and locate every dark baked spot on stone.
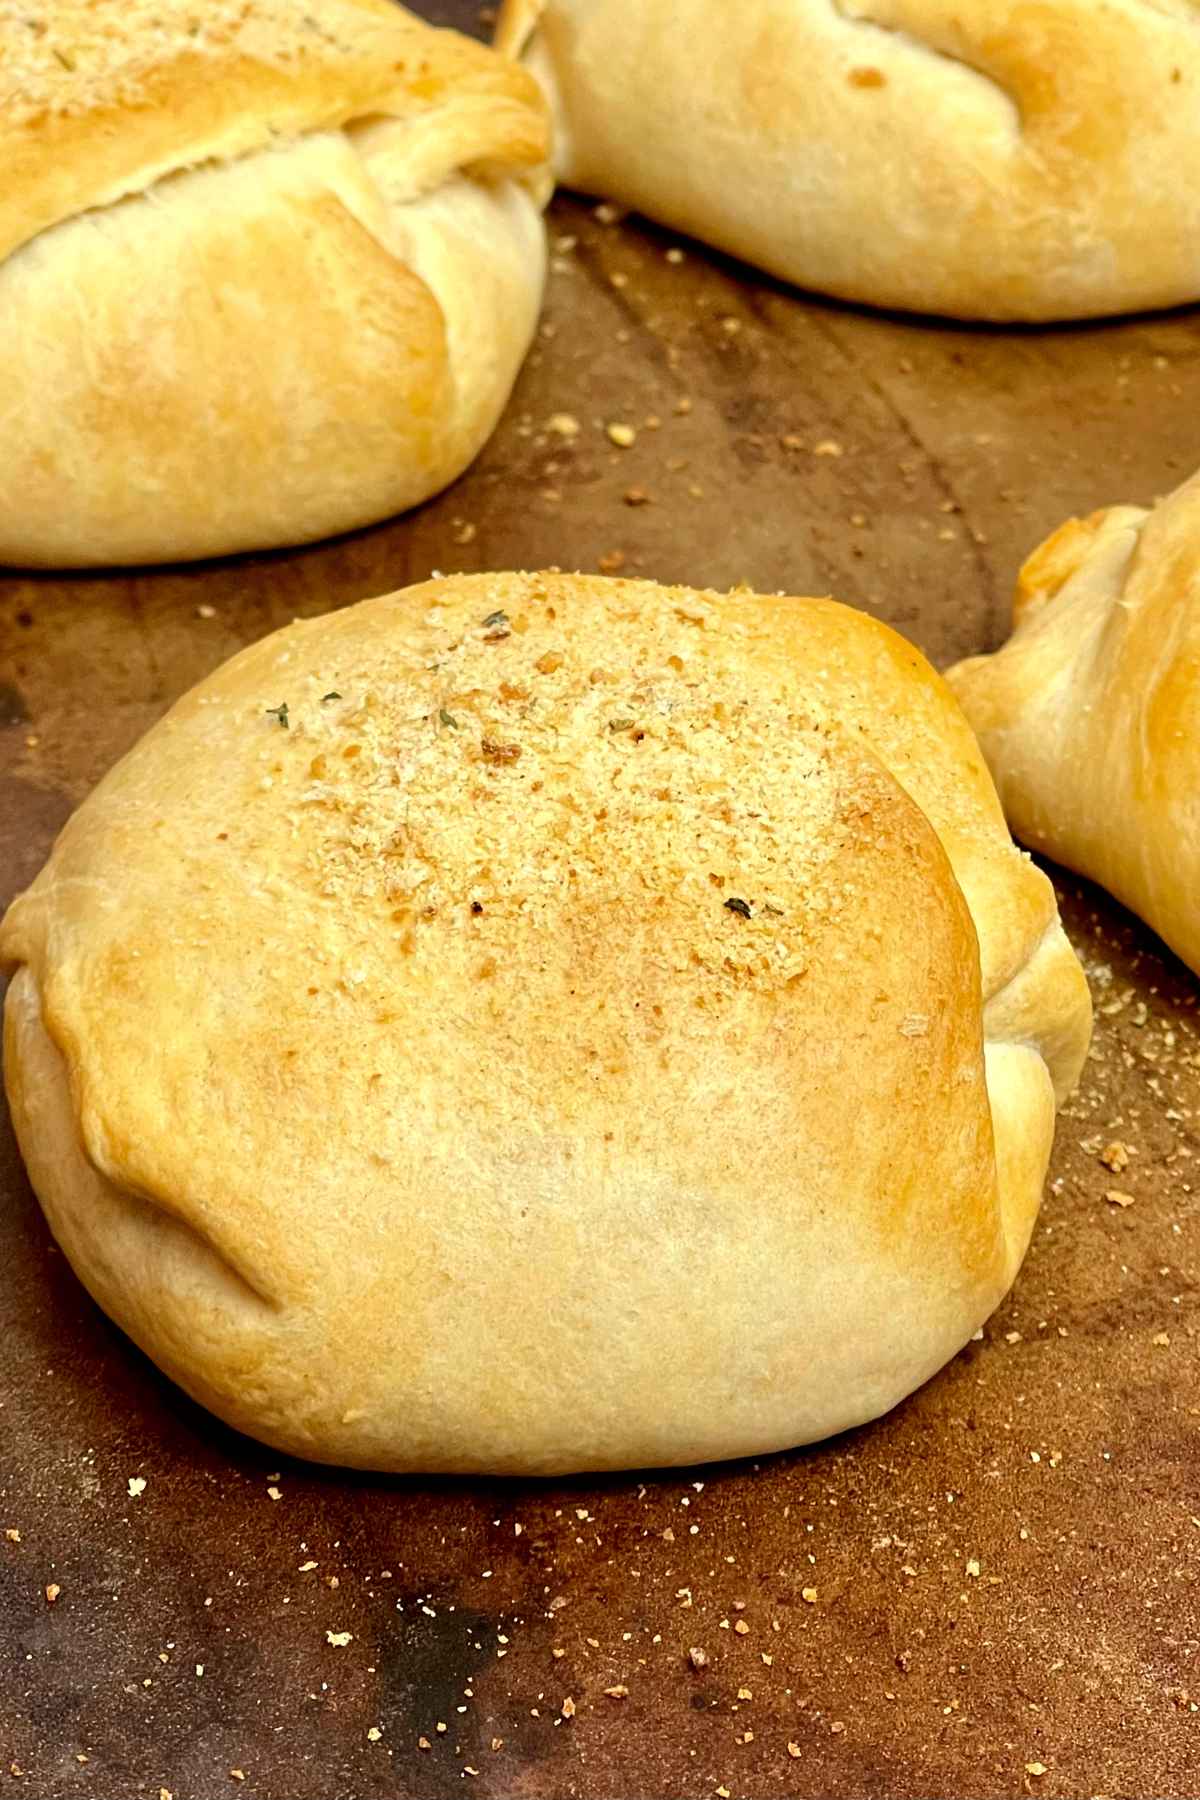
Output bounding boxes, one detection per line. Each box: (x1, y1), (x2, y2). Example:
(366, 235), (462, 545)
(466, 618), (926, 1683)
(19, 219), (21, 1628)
(0, 682), (30, 727)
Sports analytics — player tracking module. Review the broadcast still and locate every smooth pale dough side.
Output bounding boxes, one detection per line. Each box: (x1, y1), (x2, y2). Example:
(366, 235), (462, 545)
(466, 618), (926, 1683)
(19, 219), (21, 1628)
(0, 1), (550, 566)
(0, 575), (1092, 1474)
(496, 0), (1200, 322)
(948, 468), (1200, 976)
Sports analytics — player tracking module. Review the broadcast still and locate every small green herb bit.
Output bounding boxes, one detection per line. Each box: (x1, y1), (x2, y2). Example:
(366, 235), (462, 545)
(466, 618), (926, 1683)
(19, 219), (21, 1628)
(265, 702), (290, 729)
(321, 691), (341, 703)
(724, 896), (752, 920)
(439, 708), (460, 729)
(482, 610), (509, 630)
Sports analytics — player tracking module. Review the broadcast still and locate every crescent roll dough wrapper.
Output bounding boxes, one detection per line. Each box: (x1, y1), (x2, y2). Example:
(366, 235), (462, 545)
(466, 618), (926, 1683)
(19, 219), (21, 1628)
(1, 573), (1091, 1473)
(0, 0), (551, 566)
(949, 469), (1200, 978)
(498, 0), (1200, 322)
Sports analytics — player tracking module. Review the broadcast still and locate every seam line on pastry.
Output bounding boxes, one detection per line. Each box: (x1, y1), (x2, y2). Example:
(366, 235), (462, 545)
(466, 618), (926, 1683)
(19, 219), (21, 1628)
(5, 103), (526, 270)
(118, 1185), (285, 1314)
(827, 0), (1024, 136)
(980, 913), (1059, 1026)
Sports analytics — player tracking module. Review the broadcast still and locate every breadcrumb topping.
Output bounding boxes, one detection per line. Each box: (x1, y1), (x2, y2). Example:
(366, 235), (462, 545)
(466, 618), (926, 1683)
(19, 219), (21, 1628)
(255, 579), (867, 994)
(1, 1), (360, 122)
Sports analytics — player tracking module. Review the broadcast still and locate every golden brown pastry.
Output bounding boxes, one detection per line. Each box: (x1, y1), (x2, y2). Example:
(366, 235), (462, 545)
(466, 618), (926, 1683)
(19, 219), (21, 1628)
(497, 0), (1200, 322)
(0, 0), (550, 567)
(1, 573), (1091, 1473)
(948, 472), (1200, 976)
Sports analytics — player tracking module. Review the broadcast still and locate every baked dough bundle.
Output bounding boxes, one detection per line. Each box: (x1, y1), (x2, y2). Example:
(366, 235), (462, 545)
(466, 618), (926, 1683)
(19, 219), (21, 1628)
(948, 472), (1200, 978)
(0, 1), (550, 568)
(1, 573), (1091, 1474)
(497, 0), (1200, 323)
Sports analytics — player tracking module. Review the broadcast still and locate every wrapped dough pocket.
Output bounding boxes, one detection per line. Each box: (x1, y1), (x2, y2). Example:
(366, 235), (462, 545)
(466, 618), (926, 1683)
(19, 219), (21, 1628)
(499, 0), (1200, 322)
(949, 470), (1200, 978)
(0, 0), (550, 566)
(1, 574), (1091, 1473)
